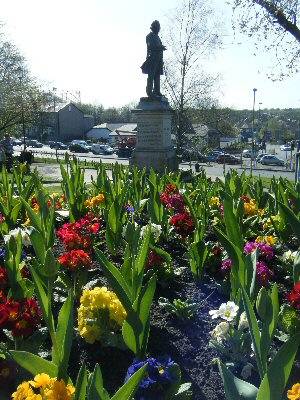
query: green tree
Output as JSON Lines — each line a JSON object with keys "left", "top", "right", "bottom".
{"left": 0, "top": 27, "right": 49, "bottom": 137}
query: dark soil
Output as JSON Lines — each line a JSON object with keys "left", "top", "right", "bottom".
{"left": 149, "top": 270, "right": 227, "bottom": 400}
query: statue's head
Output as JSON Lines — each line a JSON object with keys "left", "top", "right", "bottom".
{"left": 150, "top": 20, "right": 160, "bottom": 34}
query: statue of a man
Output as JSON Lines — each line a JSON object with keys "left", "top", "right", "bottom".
{"left": 141, "top": 20, "right": 166, "bottom": 98}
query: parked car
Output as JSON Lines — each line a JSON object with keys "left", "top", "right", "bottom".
{"left": 69, "top": 140, "right": 91, "bottom": 153}
{"left": 260, "top": 155, "right": 285, "bottom": 166}
{"left": 26, "top": 140, "right": 43, "bottom": 148}
{"left": 91, "top": 144, "right": 114, "bottom": 155}
{"left": 49, "top": 141, "right": 68, "bottom": 150}
{"left": 182, "top": 150, "right": 207, "bottom": 162}
{"left": 207, "top": 150, "right": 223, "bottom": 162}
{"left": 242, "top": 149, "right": 257, "bottom": 159}
{"left": 12, "top": 139, "right": 23, "bottom": 146}
{"left": 216, "top": 154, "right": 240, "bottom": 165}
{"left": 196, "top": 153, "right": 208, "bottom": 163}
{"left": 280, "top": 144, "right": 291, "bottom": 152}
{"left": 116, "top": 147, "right": 133, "bottom": 158}
{"left": 256, "top": 153, "right": 267, "bottom": 163}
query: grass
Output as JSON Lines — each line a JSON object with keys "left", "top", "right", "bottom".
{"left": 251, "top": 175, "right": 294, "bottom": 188}
{"left": 33, "top": 156, "right": 122, "bottom": 170}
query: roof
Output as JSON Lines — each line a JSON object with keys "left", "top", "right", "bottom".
{"left": 109, "top": 131, "right": 136, "bottom": 137}
{"left": 116, "top": 129, "right": 136, "bottom": 135}
{"left": 89, "top": 125, "right": 111, "bottom": 130}
{"left": 95, "top": 123, "right": 118, "bottom": 131}
{"left": 116, "top": 123, "right": 137, "bottom": 132}
{"left": 96, "top": 122, "right": 137, "bottom": 132}
{"left": 57, "top": 102, "right": 85, "bottom": 114}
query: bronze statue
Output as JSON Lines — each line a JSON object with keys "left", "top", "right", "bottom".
{"left": 141, "top": 20, "right": 166, "bottom": 99}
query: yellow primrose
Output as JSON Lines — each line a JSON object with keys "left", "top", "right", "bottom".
{"left": 12, "top": 382, "right": 35, "bottom": 399}
{"left": 287, "top": 383, "right": 300, "bottom": 400}
{"left": 12, "top": 375, "right": 75, "bottom": 400}
{"left": 244, "top": 199, "right": 258, "bottom": 216}
{"left": 44, "top": 379, "right": 75, "bottom": 400}
{"left": 85, "top": 193, "right": 105, "bottom": 209}
{"left": 78, "top": 287, "right": 126, "bottom": 344}
{"left": 256, "top": 235, "right": 277, "bottom": 246}
{"left": 263, "top": 214, "right": 282, "bottom": 230}
{"left": 29, "top": 373, "right": 52, "bottom": 388}
{"left": 209, "top": 196, "right": 220, "bottom": 207}
{"left": 257, "top": 208, "right": 265, "bottom": 217}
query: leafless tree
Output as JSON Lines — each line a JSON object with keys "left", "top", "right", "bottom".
{"left": 162, "top": 0, "right": 222, "bottom": 150}
{"left": 230, "top": 0, "right": 300, "bottom": 79}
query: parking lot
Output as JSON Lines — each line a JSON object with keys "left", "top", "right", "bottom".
{"left": 11, "top": 143, "right": 296, "bottom": 182}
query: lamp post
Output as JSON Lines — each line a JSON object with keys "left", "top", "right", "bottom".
{"left": 52, "top": 87, "right": 59, "bottom": 160}
{"left": 250, "top": 88, "right": 257, "bottom": 174}
{"left": 17, "top": 68, "right": 26, "bottom": 151}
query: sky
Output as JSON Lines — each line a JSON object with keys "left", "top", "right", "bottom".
{"left": 1, "top": 0, "right": 300, "bottom": 110}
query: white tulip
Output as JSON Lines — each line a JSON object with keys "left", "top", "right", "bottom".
{"left": 238, "top": 312, "right": 249, "bottom": 330}
{"left": 141, "top": 223, "right": 162, "bottom": 241}
{"left": 4, "top": 227, "right": 32, "bottom": 247}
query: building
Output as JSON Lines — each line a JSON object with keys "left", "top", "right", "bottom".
{"left": 192, "top": 124, "right": 222, "bottom": 148}
{"left": 86, "top": 124, "right": 111, "bottom": 141}
{"left": 35, "top": 103, "right": 94, "bottom": 141}
{"left": 109, "top": 123, "right": 137, "bottom": 145}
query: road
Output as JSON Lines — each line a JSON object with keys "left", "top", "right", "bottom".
{"left": 15, "top": 144, "right": 296, "bottom": 181}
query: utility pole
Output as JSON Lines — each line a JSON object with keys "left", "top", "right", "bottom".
{"left": 17, "top": 68, "right": 26, "bottom": 151}
{"left": 53, "top": 87, "right": 59, "bottom": 160}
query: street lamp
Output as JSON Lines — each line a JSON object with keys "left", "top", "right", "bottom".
{"left": 17, "top": 67, "right": 26, "bottom": 151}
{"left": 250, "top": 88, "right": 257, "bottom": 174}
{"left": 52, "top": 87, "right": 60, "bottom": 160}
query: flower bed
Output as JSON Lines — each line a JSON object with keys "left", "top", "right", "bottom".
{"left": 0, "top": 160, "right": 299, "bottom": 400}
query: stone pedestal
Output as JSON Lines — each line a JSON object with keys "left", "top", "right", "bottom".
{"left": 130, "top": 97, "right": 178, "bottom": 172}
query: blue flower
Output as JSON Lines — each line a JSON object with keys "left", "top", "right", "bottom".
{"left": 125, "top": 204, "right": 135, "bottom": 213}
{"left": 0, "top": 248, "right": 5, "bottom": 261}
{"left": 125, "top": 356, "right": 177, "bottom": 400}
{"left": 0, "top": 247, "right": 27, "bottom": 262}
{"left": 0, "top": 248, "right": 26, "bottom": 261}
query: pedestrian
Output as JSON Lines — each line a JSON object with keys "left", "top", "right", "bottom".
{"left": 0, "top": 134, "right": 13, "bottom": 171}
